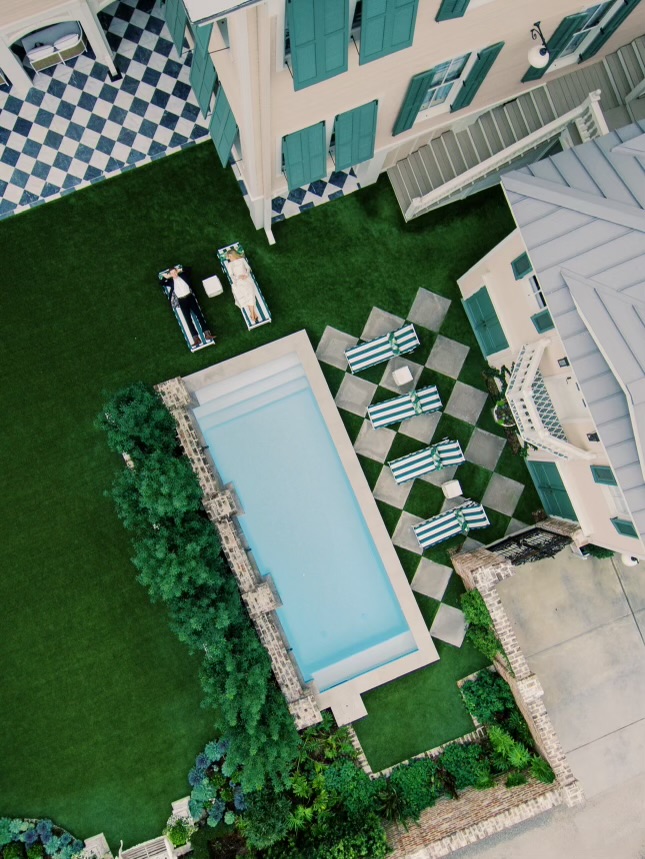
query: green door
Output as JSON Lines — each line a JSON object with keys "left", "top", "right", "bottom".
{"left": 283, "top": 122, "right": 327, "bottom": 190}
{"left": 334, "top": 100, "right": 378, "bottom": 170}
{"left": 360, "top": 0, "right": 418, "bottom": 64}
{"left": 462, "top": 286, "right": 509, "bottom": 356}
{"left": 526, "top": 461, "right": 577, "bottom": 520}
{"left": 287, "top": 0, "right": 349, "bottom": 90}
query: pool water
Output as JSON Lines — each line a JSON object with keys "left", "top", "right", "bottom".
{"left": 193, "top": 354, "right": 417, "bottom": 691}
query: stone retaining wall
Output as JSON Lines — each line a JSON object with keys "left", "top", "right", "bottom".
{"left": 156, "top": 378, "right": 321, "bottom": 731}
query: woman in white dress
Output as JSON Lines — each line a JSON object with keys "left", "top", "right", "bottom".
{"left": 227, "top": 249, "right": 260, "bottom": 325}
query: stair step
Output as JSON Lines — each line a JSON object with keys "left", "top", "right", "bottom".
{"left": 439, "top": 131, "right": 468, "bottom": 175}
{"left": 490, "top": 106, "right": 517, "bottom": 147}
{"left": 478, "top": 113, "right": 504, "bottom": 153}
{"left": 503, "top": 101, "right": 530, "bottom": 139}
{"left": 411, "top": 146, "right": 437, "bottom": 191}
{"left": 531, "top": 87, "right": 557, "bottom": 124}
{"left": 632, "top": 36, "right": 645, "bottom": 69}
{"left": 468, "top": 120, "right": 493, "bottom": 159}
{"left": 387, "top": 165, "right": 413, "bottom": 212}
{"left": 605, "top": 52, "right": 633, "bottom": 100}
{"left": 406, "top": 151, "right": 428, "bottom": 194}
{"left": 454, "top": 129, "right": 478, "bottom": 169}
{"left": 396, "top": 159, "right": 422, "bottom": 201}
{"left": 516, "top": 93, "right": 542, "bottom": 132}
{"left": 430, "top": 136, "right": 458, "bottom": 182}
{"left": 619, "top": 44, "right": 645, "bottom": 89}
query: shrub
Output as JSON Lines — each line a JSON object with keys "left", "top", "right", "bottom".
{"left": 461, "top": 590, "right": 509, "bottom": 667}
{"left": 582, "top": 544, "right": 614, "bottom": 559}
{"left": 386, "top": 758, "right": 442, "bottom": 822}
{"left": 438, "top": 742, "right": 492, "bottom": 792}
{"left": 96, "top": 383, "right": 179, "bottom": 461}
{"left": 0, "top": 822, "right": 13, "bottom": 849}
{"left": 506, "top": 709, "right": 535, "bottom": 748}
{"left": 488, "top": 726, "right": 531, "bottom": 770}
{"left": 163, "top": 816, "right": 196, "bottom": 848}
{"left": 531, "top": 756, "right": 556, "bottom": 784}
{"left": 461, "top": 669, "right": 516, "bottom": 725}
{"left": 505, "top": 772, "right": 527, "bottom": 788}
{"left": 323, "top": 761, "right": 376, "bottom": 822}
{"left": 26, "top": 846, "right": 44, "bottom": 859}
{"left": 240, "top": 789, "right": 291, "bottom": 850}
{"left": 4, "top": 844, "right": 25, "bottom": 859}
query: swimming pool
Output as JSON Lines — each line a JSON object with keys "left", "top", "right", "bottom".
{"left": 186, "top": 333, "right": 437, "bottom": 716}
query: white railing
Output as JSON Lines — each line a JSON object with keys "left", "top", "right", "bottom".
{"left": 506, "top": 343, "right": 595, "bottom": 461}
{"left": 404, "top": 91, "right": 606, "bottom": 221}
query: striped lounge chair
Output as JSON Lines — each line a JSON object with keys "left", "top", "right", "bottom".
{"left": 217, "top": 242, "right": 271, "bottom": 330}
{"left": 413, "top": 501, "right": 490, "bottom": 550}
{"left": 345, "top": 322, "right": 419, "bottom": 373}
{"left": 158, "top": 264, "right": 215, "bottom": 353}
{"left": 388, "top": 438, "right": 465, "bottom": 485}
{"left": 368, "top": 385, "right": 442, "bottom": 429}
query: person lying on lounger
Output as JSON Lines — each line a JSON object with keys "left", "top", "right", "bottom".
{"left": 226, "top": 249, "right": 260, "bottom": 325}
{"left": 162, "top": 267, "right": 214, "bottom": 348}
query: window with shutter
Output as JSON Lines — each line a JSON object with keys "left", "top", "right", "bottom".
{"left": 462, "top": 286, "right": 509, "bottom": 356}
{"left": 164, "top": 0, "right": 188, "bottom": 54}
{"left": 521, "top": 13, "right": 588, "bottom": 82}
{"left": 435, "top": 0, "right": 471, "bottom": 21}
{"left": 209, "top": 85, "right": 238, "bottom": 168}
{"left": 580, "top": 0, "right": 641, "bottom": 61}
{"left": 393, "top": 52, "right": 470, "bottom": 133}
{"left": 286, "top": 0, "right": 349, "bottom": 90}
{"left": 283, "top": 122, "right": 327, "bottom": 190}
{"left": 526, "top": 461, "right": 577, "bottom": 520}
{"left": 591, "top": 466, "right": 617, "bottom": 485}
{"left": 611, "top": 517, "right": 638, "bottom": 538}
{"left": 360, "top": 0, "right": 418, "bottom": 64}
{"left": 451, "top": 42, "right": 504, "bottom": 112}
{"left": 511, "top": 252, "right": 532, "bottom": 279}
{"left": 530, "top": 309, "right": 555, "bottom": 333}
{"left": 333, "top": 101, "right": 378, "bottom": 170}
{"left": 189, "top": 24, "right": 216, "bottom": 117}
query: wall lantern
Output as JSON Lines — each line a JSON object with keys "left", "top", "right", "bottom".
{"left": 528, "top": 21, "right": 550, "bottom": 69}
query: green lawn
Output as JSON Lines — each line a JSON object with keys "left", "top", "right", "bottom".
{"left": 0, "top": 141, "right": 516, "bottom": 842}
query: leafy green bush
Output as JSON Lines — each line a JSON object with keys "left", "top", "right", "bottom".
{"left": 461, "top": 669, "right": 516, "bottom": 725}
{"left": 96, "top": 383, "right": 179, "bottom": 461}
{"left": 531, "top": 756, "right": 556, "bottom": 784}
{"left": 506, "top": 709, "right": 535, "bottom": 748}
{"left": 582, "top": 544, "right": 614, "bottom": 559}
{"left": 4, "top": 843, "right": 25, "bottom": 859}
{"left": 323, "top": 762, "right": 375, "bottom": 822}
{"left": 238, "top": 788, "right": 291, "bottom": 851}
{"left": 505, "top": 772, "right": 527, "bottom": 788}
{"left": 438, "top": 742, "right": 492, "bottom": 793}
{"left": 385, "top": 758, "right": 442, "bottom": 822}
{"left": 163, "top": 817, "right": 196, "bottom": 848}
{"left": 26, "top": 847, "right": 44, "bottom": 859}
{"left": 488, "top": 726, "right": 531, "bottom": 770}
{"left": 460, "top": 590, "right": 508, "bottom": 666}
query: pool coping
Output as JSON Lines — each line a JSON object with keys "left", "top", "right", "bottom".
{"left": 180, "top": 330, "right": 439, "bottom": 726}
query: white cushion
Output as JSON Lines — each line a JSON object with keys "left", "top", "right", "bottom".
{"left": 27, "top": 45, "right": 55, "bottom": 61}
{"left": 54, "top": 34, "right": 81, "bottom": 50}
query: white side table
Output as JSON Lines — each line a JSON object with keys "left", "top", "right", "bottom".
{"left": 442, "top": 479, "right": 462, "bottom": 499}
{"left": 203, "top": 275, "right": 223, "bottom": 297}
{"left": 392, "top": 365, "right": 413, "bottom": 387}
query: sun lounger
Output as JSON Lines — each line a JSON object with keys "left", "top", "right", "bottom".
{"left": 388, "top": 438, "right": 465, "bottom": 485}
{"left": 345, "top": 323, "right": 419, "bottom": 373}
{"left": 413, "top": 501, "right": 490, "bottom": 550}
{"left": 368, "top": 385, "right": 442, "bottom": 429}
{"left": 217, "top": 242, "right": 271, "bottom": 330}
{"left": 158, "top": 264, "right": 215, "bottom": 352}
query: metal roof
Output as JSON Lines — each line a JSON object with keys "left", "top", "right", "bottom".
{"left": 502, "top": 120, "right": 645, "bottom": 540}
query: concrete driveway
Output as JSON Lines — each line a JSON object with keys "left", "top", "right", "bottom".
{"left": 454, "top": 550, "right": 645, "bottom": 859}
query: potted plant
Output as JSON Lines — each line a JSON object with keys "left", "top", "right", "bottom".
{"left": 163, "top": 816, "right": 196, "bottom": 856}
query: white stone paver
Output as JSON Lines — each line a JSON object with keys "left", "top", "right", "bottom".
{"left": 412, "top": 558, "right": 453, "bottom": 600}
{"left": 430, "top": 603, "right": 467, "bottom": 647}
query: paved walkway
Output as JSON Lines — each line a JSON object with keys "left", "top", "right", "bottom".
{"left": 0, "top": 0, "right": 208, "bottom": 218}
{"left": 454, "top": 551, "right": 645, "bottom": 858}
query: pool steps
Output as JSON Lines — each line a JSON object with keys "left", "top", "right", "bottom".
{"left": 313, "top": 630, "right": 417, "bottom": 692}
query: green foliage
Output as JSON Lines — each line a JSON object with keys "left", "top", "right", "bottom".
{"left": 323, "top": 762, "right": 375, "bottom": 822}
{"left": 461, "top": 669, "right": 516, "bottom": 725}
{"left": 505, "top": 771, "right": 527, "bottom": 787}
{"left": 582, "top": 544, "right": 614, "bottom": 559}
{"left": 239, "top": 788, "right": 291, "bottom": 850}
{"left": 386, "top": 758, "right": 441, "bottom": 822}
{"left": 466, "top": 627, "right": 503, "bottom": 663}
{"left": 531, "top": 756, "right": 556, "bottom": 784}
{"left": 0, "top": 822, "right": 12, "bottom": 849}
{"left": 460, "top": 590, "right": 508, "bottom": 667}
{"left": 163, "top": 817, "right": 196, "bottom": 848}
{"left": 438, "top": 742, "right": 492, "bottom": 792}
{"left": 99, "top": 387, "right": 299, "bottom": 794}
{"left": 3, "top": 844, "right": 25, "bottom": 859}
{"left": 506, "top": 709, "right": 535, "bottom": 749}
{"left": 26, "top": 847, "right": 43, "bottom": 859}
{"left": 96, "top": 383, "right": 179, "bottom": 462}
{"left": 488, "top": 726, "right": 531, "bottom": 770}
{"left": 460, "top": 590, "right": 493, "bottom": 627}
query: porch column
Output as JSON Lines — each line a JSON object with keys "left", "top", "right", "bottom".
{"left": 0, "top": 39, "right": 33, "bottom": 96}
{"left": 76, "top": 0, "right": 119, "bottom": 78}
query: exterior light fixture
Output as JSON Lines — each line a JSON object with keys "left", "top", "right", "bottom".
{"left": 528, "top": 21, "right": 549, "bottom": 69}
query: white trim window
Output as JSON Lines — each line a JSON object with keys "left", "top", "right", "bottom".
{"left": 415, "top": 53, "right": 472, "bottom": 121}
{"left": 550, "top": 1, "right": 617, "bottom": 70}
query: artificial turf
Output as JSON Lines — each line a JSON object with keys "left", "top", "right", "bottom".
{"left": 0, "top": 140, "right": 515, "bottom": 841}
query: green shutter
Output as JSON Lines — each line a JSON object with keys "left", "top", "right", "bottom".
{"left": 435, "top": 0, "right": 470, "bottom": 20}
{"left": 360, "top": 0, "right": 418, "bottom": 65}
{"left": 283, "top": 122, "right": 326, "bottom": 190}
{"left": 611, "top": 517, "right": 638, "bottom": 538}
{"left": 190, "top": 24, "right": 217, "bottom": 117}
{"left": 393, "top": 69, "right": 436, "bottom": 135}
{"left": 531, "top": 309, "right": 555, "bottom": 333}
{"left": 526, "top": 461, "right": 577, "bottom": 520}
{"left": 591, "top": 465, "right": 617, "bottom": 485}
{"left": 521, "top": 13, "right": 588, "bottom": 82}
{"left": 164, "top": 0, "right": 187, "bottom": 54}
{"left": 462, "top": 286, "right": 509, "bottom": 356}
{"left": 287, "top": 0, "right": 349, "bottom": 90}
{"left": 511, "top": 252, "right": 533, "bottom": 279}
{"left": 209, "top": 85, "right": 238, "bottom": 168}
{"left": 451, "top": 42, "right": 504, "bottom": 112}
{"left": 334, "top": 100, "right": 378, "bottom": 170}
{"left": 579, "top": 0, "right": 641, "bottom": 62}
